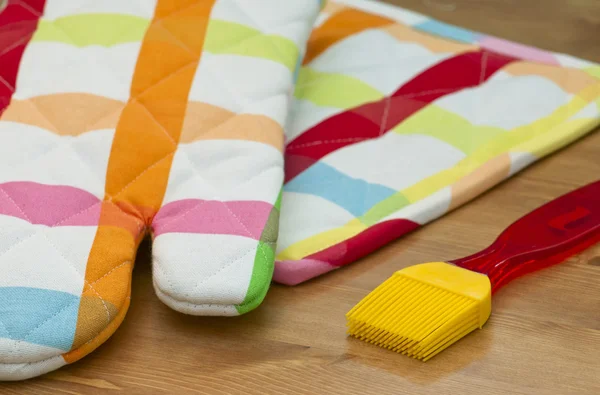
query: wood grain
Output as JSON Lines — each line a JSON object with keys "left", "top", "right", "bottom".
{"left": 2, "top": 0, "right": 599, "bottom": 393}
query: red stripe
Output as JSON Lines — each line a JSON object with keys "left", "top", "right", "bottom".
{"left": 285, "top": 49, "right": 519, "bottom": 182}
{"left": 273, "top": 218, "right": 421, "bottom": 285}
{"left": 0, "top": 0, "right": 45, "bottom": 112}
{"left": 305, "top": 218, "right": 420, "bottom": 267}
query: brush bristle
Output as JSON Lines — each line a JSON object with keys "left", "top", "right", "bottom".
{"left": 346, "top": 263, "right": 491, "bottom": 361}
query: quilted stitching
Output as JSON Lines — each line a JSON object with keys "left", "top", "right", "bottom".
{"left": 150, "top": 1, "right": 318, "bottom": 313}
{"left": 1, "top": 0, "right": 598, "bottom": 382}
{"left": 0, "top": 0, "right": 320, "bottom": 381}
{"left": 283, "top": 50, "right": 513, "bottom": 198}
{"left": 273, "top": 0, "right": 600, "bottom": 285}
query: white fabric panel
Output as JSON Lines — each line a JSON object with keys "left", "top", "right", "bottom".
{"left": 189, "top": 53, "right": 292, "bottom": 120}
{"left": 0, "top": 217, "right": 96, "bottom": 295}
{"left": 486, "top": 70, "right": 512, "bottom": 83}
{"left": 14, "top": 43, "right": 141, "bottom": 101}
{"left": 285, "top": 99, "right": 341, "bottom": 141}
{"left": 154, "top": 287, "right": 240, "bottom": 317}
{"left": 310, "top": 29, "right": 450, "bottom": 95}
{"left": 0, "top": 123, "right": 56, "bottom": 169}
{"left": 0, "top": 125, "right": 114, "bottom": 199}
{"left": 68, "top": 129, "right": 115, "bottom": 197}
{"left": 0, "top": 339, "right": 64, "bottom": 365}
{"left": 152, "top": 233, "right": 256, "bottom": 306}
{"left": 164, "top": 140, "right": 283, "bottom": 204}
{"left": 379, "top": 187, "right": 451, "bottom": 225}
{"left": 509, "top": 152, "right": 537, "bottom": 177}
{"left": 320, "top": 133, "right": 465, "bottom": 191}
{"left": 277, "top": 192, "right": 355, "bottom": 253}
{"left": 569, "top": 102, "right": 600, "bottom": 120}
{"left": 554, "top": 53, "right": 596, "bottom": 69}
{"left": 210, "top": 0, "right": 320, "bottom": 46}
{"left": 435, "top": 76, "right": 571, "bottom": 129}
{"left": 0, "top": 355, "right": 66, "bottom": 381}
{"left": 41, "top": 0, "right": 157, "bottom": 19}
{"left": 313, "top": 11, "right": 331, "bottom": 28}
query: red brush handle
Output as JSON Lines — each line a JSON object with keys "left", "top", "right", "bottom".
{"left": 450, "top": 180, "right": 600, "bottom": 293}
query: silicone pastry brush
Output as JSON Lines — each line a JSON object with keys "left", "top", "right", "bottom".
{"left": 346, "top": 180, "right": 600, "bottom": 361}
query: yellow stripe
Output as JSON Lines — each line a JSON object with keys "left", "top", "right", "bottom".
{"left": 276, "top": 219, "right": 366, "bottom": 261}
{"left": 403, "top": 86, "right": 599, "bottom": 204}
{"left": 280, "top": 83, "right": 600, "bottom": 260}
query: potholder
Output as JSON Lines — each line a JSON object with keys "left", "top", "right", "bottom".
{"left": 0, "top": 0, "right": 320, "bottom": 380}
{"left": 274, "top": 0, "right": 600, "bottom": 285}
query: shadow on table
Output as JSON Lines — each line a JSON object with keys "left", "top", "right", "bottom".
{"left": 343, "top": 323, "right": 493, "bottom": 384}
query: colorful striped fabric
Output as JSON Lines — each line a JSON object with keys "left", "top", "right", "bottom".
{"left": 1, "top": 0, "right": 599, "bottom": 381}
{"left": 273, "top": 0, "right": 600, "bottom": 285}
{"left": 0, "top": 0, "right": 320, "bottom": 380}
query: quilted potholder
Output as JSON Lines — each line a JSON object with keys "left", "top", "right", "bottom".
{"left": 0, "top": 0, "right": 320, "bottom": 380}
{"left": 273, "top": 0, "right": 600, "bottom": 285}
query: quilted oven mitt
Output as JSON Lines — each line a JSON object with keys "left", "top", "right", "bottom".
{"left": 274, "top": 0, "right": 600, "bottom": 285}
{"left": 0, "top": 0, "right": 320, "bottom": 380}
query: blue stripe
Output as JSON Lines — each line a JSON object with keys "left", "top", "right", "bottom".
{"left": 293, "top": 55, "right": 302, "bottom": 83}
{"left": 0, "top": 287, "right": 79, "bottom": 351}
{"left": 414, "top": 20, "right": 480, "bottom": 44}
{"left": 284, "top": 162, "right": 396, "bottom": 217}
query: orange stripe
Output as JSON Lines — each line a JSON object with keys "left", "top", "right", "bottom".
{"left": 0, "top": 94, "right": 124, "bottom": 135}
{"left": 449, "top": 153, "right": 512, "bottom": 211}
{"left": 180, "top": 102, "right": 284, "bottom": 150}
{"left": 64, "top": 0, "right": 216, "bottom": 364}
{"left": 303, "top": 8, "right": 394, "bottom": 64}
{"left": 0, "top": 92, "right": 285, "bottom": 152}
{"left": 322, "top": 1, "right": 346, "bottom": 15}
{"left": 503, "top": 62, "right": 600, "bottom": 94}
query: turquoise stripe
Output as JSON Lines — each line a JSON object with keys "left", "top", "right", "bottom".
{"left": 0, "top": 287, "right": 79, "bottom": 351}
{"left": 414, "top": 20, "right": 480, "bottom": 44}
{"left": 293, "top": 55, "right": 302, "bottom": 83}
{"left": 284, "top": 162, "right": 396, "bottom": 217}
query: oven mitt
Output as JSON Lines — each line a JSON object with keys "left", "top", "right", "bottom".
{"left": 274, "top": 0, "right": 600, "bottom": 285}
{"left": 0, "top": 0, "right": 320, "bottom": 381}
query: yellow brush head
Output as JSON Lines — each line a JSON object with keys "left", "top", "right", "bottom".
{"left": 346, "top": 261, "right": 492, "bottom": 361}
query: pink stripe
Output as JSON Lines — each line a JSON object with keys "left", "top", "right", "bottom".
{"left": 152, "top": 199, "right": 273, "bottom": 239}
{"left": 273, "top": 258, "right": 338, "bottom": 286}
{"left": 273, "top": 219, "right": 420, "bottom": 285}
{"left": 479, "top": 36, "right": 559, "bottom": 65}
{"left": 0, "top": 182, "right": 101, "bottom": 226}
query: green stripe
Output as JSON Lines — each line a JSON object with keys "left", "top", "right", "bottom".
{"left": 32, "top": 14, "right": 149, "bottom": 46}
{"left": 31, "top": 15, "right": 300, "bottom": 71}
{"left": 584, "top": 66, "right": 600, "bottom": 80}
{"left": 392, "top": 105, "right": 505, "bottom": 155}
{"left": 359, "top": 192, "right": 410, "bottom": 226}
{"left": 273, "top": 188, "right": 283, "bottom": 211}
{"left": 235, "top": 241, "right": 275, "bottom": 315}
{"left": 364, "top": 98, "right": 583, "bottom": 224}
{"left": 235, "top": 190, "right": 281, "bottom": 315}
{"left": 295, "top": 67, "right": 384, "bottom": 108}
{"left": 361, "top": 107, "right": 510, "bottom": 225}
{"left": 205, "top": 20, "right": 299, "bottom": 71}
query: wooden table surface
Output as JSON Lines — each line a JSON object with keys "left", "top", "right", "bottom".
{"left": 3, "top": 0, "right": 599, "bottom": 394}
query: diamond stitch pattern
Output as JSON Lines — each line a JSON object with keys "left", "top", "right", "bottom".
{"left": 0, "top": 0, "right": 599, "bottom": 382}
{"left": 0, "top": 0, "right": 321, "bottom": 381}
{"left": 273, "top": 0, "right": 600, "bottom": 285}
